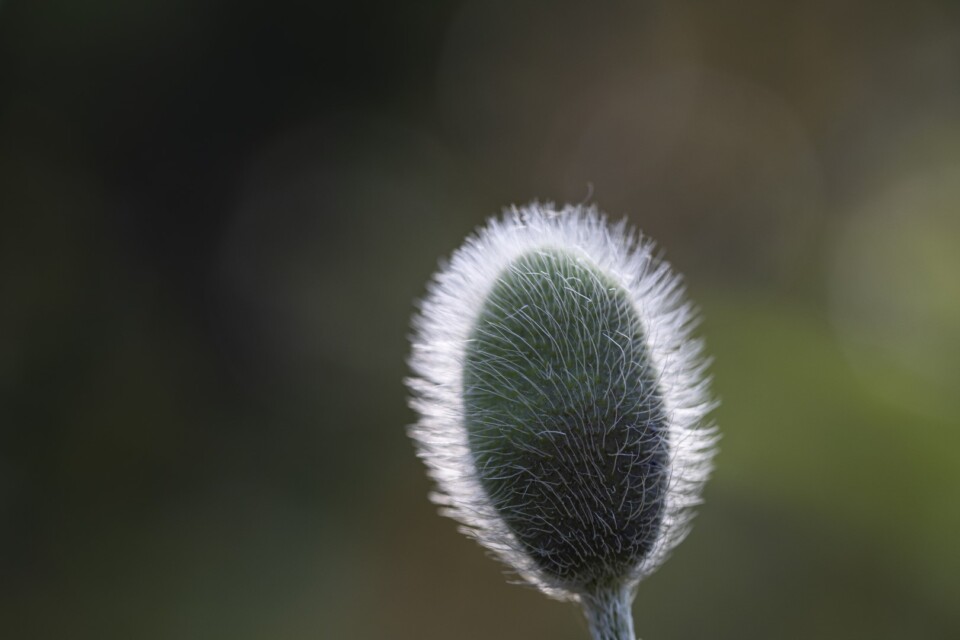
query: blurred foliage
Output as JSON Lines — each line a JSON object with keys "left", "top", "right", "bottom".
{"left": 1, "top": 0, "right": 959, "bottom": 638}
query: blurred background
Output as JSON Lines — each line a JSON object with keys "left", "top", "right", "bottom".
{"left": 2, "top": 1, "right": 959, "bottom": 638}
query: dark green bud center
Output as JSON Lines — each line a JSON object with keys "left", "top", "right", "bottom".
{"left": 463, "top": 249, "right": 669, "bottom": 588}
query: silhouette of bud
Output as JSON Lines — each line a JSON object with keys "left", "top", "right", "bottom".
{"left": 407, "top": 204, "right": 717, "bottom": 640}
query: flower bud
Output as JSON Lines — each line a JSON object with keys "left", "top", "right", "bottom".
{"left": 407, "top": 203, "right": 717, "bottom": 639}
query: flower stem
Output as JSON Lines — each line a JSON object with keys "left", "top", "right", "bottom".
{"left": 580, "top": 584, "right": 636, "bottom": 640}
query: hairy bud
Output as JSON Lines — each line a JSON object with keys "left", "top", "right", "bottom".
{"left": 407, "top": 204, "right": 717, "bottom": 639}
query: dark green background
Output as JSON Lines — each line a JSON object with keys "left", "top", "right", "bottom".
{"left": 2, "top": 1, "right": 958, "bottom": 638}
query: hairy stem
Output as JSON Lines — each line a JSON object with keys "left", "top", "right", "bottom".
{"left": 580, "top": 584, "right": 636, "bottom": 640}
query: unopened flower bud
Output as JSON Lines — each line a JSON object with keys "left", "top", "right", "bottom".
{"left": 407, "top": 203, "right": 718, "bottom": 640}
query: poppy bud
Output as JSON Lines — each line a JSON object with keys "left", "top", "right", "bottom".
{"left": 407, "top": 203, "right": 717, "bottom": 639}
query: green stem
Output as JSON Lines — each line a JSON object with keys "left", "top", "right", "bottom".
{"left": 580, "top": 584, "right": 636, "bottom": 640}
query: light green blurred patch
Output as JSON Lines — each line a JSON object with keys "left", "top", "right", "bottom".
{"left": 700, "top": 291, "right": 960, "bottom": 610}
{"left": 830, "top": 163, "right": 960, "bottom": 425}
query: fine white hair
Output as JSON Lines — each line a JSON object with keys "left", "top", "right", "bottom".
{"left": 406, "top": 202, "right": 718, "bottom": 602}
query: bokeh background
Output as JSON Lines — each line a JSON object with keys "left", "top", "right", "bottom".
{"left": 2, "top": 1, "right": 959, "bottom": 638}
